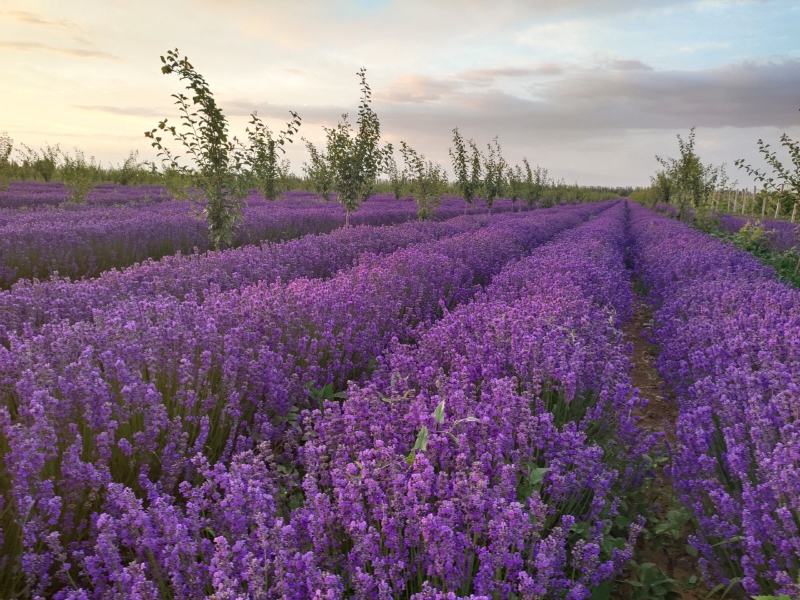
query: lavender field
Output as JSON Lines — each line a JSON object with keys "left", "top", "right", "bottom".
{"left": 0, "top": 188, "right": 797, "bottom": 599}
{"left": 3, "top": 2, "right": 800, "bottom": 598}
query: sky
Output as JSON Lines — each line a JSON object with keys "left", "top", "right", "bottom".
{"left": 1, "top": 0, "right": 799, "bottom": 187}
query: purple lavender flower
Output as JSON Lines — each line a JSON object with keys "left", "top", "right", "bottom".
{"left": 630, "top": 203, "right": 800, "bottom": 597}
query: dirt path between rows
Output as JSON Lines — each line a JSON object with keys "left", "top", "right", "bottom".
{"left": 620, "top": 298, "right": 710, "bottom": 599}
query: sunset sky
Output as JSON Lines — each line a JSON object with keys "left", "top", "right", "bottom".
{"left": 1, "top": 0, "right": 799, "bottom": 186}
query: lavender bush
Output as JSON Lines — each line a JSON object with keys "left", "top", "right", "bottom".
{"left": 718, "top": 213, "right": 800, "bottom": 253}
{"left": 630, "top": 204, "right": 800, "bottom": 597}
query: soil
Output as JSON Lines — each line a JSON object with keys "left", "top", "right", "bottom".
{"left": 620, "top": 299, "right": 711, "bottom": 600}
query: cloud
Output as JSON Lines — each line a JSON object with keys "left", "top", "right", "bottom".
{"left": 514, "top": 19, "right": 596, "bottom": 56}
{"left": 209, "top": 0, "right": 697, "bottom": 57}
{"left": 64, "top": 55, "right": 800, "bottom": 186}
{"left": 377, "top": 75, "right": 462, "bottom": 103}
{"left": 371, "top": 65, "right": 566, "bottom": 104}
{"left": 223, "top": 58, "right": 800, "bottom": 144}
{"left": 608, "top": 59, "right": 653, "bottom": 71}
{"left": 498, "top": 0, "right": 695, "bottom": 14}
{"left": 540, "top": 58, "right": 800, "bottom": 130}
{"left": 1, "top": 9, "right": 81, "bottom": 31}
{"left": 381, "top": 59, "right": 800, "bottom": 136}
{"left": 457, "top": 64, "right": 564, "bottom": 83}
{"left": 378, "top": 59, "right": 800, "bottom": 135}
{"left": 79, "top": 100, "right": 343, "bottom": 127}
{"left": 0, "top": 40, "right": 118, "bottom": 59}
{"left": 76, "top": 105, "right": 163, "bottom": 117}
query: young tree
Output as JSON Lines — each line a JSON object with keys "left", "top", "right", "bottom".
{"left": 0, "top": 132, "right": 12, "bottom": 191}
{"left": 551, "top": 177, "right": 567, "bottom": 205}
{"left": 303, "top": 139, "right": 334, "bottom": 201}
{"left": 114, "top": 151, "right": 146, "bottom": 186}
{"left": 481, "top": 138, "right": 506, "bottom": 212}
{"left": 736, "top": 130, "right": 800, "bottom": 222}
{"left": 245, "top": 111, "right": 301, "bottom": 200}
{"left": 469, "top": 140, "right": 483, "bottom": 210}
{"left": 382, "top": 143, "right": 407, "bottom": 200}
{"left": 19, "top": 144, "right": 59, "bottom": 182}
{"left": 449, "top": 128, "right": 482, "bottom": 214}
{"left": 60, "top": 148, "right": 97, "bottom": 204}
{"left": 656, "top": 128, "right": 723, "bottom": 220}
{"left": 319, "top": 68, "right": 383, "bottom": 226}
{"left": 506, "top": 164, "right": 525, "bottom": 212}
{"left": 651, "top": 170, "right": 674, "bottom": 206}
{"left": 276, "top": 157, "right": 292, "bottom": 195}
{"left": 522, "top": 159, "right": 548, "bottom": 209}
{"left": 399, "top": 141, "right": 447, "bottom": 221}
{"left": 146, "top": 48, "right": 249, "bottom": 249}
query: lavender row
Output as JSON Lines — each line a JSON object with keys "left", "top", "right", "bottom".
{"left": 0, "top": 213, "right": 502, "bottom": 341}
{"left": 0, "top": 192, "right": 528, "bottom": 287}
{"left": 718, "top": 213, "right": 800, "bottom": 252}
{"left": 0, "top": 203, "right": 607, "bottom": 597}
{"left": 0, "top": 181, "right": 172, "bottom": 209}
{"left": 0, "top": 196, "right": 402, "bottom": 286}
{"left": 652, "top": 202, "right": 800, "bottom": 253}
{"left": 629, "top": 204, "right": 800, "bottom": 597}
{"left": 0, "top": 182, "right": 530, "bottom": 212}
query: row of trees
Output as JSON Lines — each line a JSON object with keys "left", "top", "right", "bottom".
{"left": 643, "top": 128, "right": 730, "bottom": 220}
{"left": 148, "top": 50, "right": 475, "bottom": 239}
{"left": 635, "top": 123, "right": 800, "bottom": 223}
{"left": 735, "top": 122, "right": 800, "bottom": 223}
{"left": 448, "top": 129, "right": 553, "bottom": 214}
{"left": 298, "top": 79, "right": 562, "bottom": 223}
{"left": 151, "top": 50, "right": 622, "bottom": 239}
{"left": 0, "top": 138, "right": 140, "bottom": 202}
{"left": 0, "top": 137, "right": 304, "bottom": 196}
{"left": 2, "top": 49, "right": 617, "bottom": 247}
